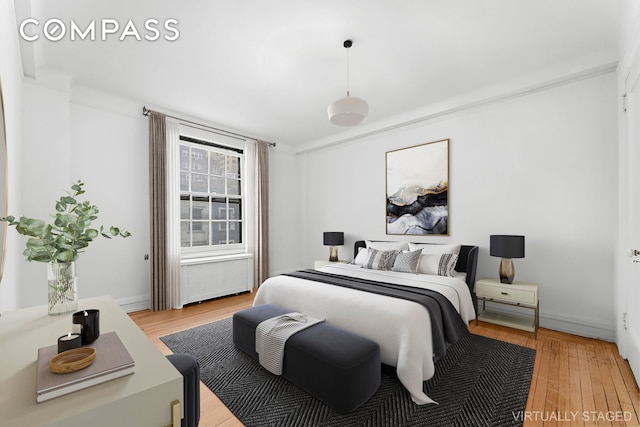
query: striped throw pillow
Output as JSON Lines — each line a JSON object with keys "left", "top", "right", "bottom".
{"left": 364, "top": 249, "right": 399, "bottom": 270}
{"left": 417, "top": 253, "right": 459, "bottom": 276}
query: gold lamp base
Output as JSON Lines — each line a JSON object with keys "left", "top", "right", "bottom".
{"left": 499, "top": 258, "right": 515, "bottom": 284}
{"left": 329, "top": 246, "right": 339, "bottom": 262}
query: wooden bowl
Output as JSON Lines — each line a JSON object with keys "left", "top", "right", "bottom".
{"left": 49, "top": 347, "right": 96, "bottom": 374}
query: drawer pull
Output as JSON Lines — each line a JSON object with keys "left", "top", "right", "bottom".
{"left": 501, "top": 292, "right": 509, "bottom": 295}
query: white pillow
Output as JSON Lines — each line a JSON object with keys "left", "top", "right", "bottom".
{"left": 409, "top": 243, "right": 461, "bottom": 255}
{"left": 417, "top": 253, "right": 459, "bottom": 277}
{"left": 352, "top": 247, "right": 370, "bottom": 266}
{"left": 366, "top": 240, "right": 409, "bottom": 252}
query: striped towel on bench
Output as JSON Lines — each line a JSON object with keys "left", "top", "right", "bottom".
{"left": 255, "top": 312, "right": 325, "bottom": 375}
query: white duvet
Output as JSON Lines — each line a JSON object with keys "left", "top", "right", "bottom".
{"left": 253, "top": 263, "right": 476, "bottom": 405}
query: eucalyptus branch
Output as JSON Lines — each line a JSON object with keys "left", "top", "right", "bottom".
{"left": 0, "top": 181, "right": 131, "bottom": 263}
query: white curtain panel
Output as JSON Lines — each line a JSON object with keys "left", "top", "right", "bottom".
{"left": 166, "top": 119, "right": 182, "bottom": 309}
{"left": 245, "top": 139, "right": 257, "bottom": 286}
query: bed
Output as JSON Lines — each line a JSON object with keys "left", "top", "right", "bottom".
{"left": 253, "top": 240, "right": 479, "bottom": 405}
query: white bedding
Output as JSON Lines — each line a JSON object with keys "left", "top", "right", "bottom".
{"left": 253, "top": 263, "right": 475, "bottom": 405}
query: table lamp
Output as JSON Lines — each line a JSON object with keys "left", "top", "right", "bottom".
{"left": 323, "top": 232, "right": 344, "bottom": 262}
{"left": 490, "top": 235, "right": 525, "bottom": 284}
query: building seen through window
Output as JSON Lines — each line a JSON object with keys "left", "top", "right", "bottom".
{"left": 179, "top": 136, "right": 243, "bottom": 250}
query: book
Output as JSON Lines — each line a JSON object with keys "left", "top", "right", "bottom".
{"left": 35, "top": 331, "right": 135, "bottom": 403}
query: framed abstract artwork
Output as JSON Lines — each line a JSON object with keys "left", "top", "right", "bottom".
{"left": 385, "top": 139, "right": 449, "bottom": 235}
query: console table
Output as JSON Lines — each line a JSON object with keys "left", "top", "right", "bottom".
{"left": 0, "top": 295, "right": 183, "bottom": 427}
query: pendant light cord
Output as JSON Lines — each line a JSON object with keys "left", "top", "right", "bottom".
{"left": 346, "top": 46, "right": 350, "bottom": 97}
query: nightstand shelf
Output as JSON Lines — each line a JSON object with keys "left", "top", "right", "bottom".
{"left": 475, "top": 278, "right": 539, "bottom": 338}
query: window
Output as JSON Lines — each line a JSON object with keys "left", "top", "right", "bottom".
{"left": 179, "top": 136, "right": 244, "bottom": 253}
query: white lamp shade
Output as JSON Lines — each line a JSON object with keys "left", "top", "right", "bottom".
{"left": 327, "top": 96, "right": 369, "bottom": 126}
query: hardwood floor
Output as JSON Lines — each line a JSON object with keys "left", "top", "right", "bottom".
{"left": 129, "top": 293, "right": 640, "bottom": 427}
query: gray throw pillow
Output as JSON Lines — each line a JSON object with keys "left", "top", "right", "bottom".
{"left": 391, "top": 249, "right": 422, "bottom": 273}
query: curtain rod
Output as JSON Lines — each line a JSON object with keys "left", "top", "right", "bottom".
{"left": 142, "top": 106, "right": 276, "bottom": 147}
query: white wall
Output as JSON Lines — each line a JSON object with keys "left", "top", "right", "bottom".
{"left": 0, "top": 0, "right": 24, "bottom": 312}
{"left": 70, "top": 90, "right": 149, "bottom": 311}
{"left": 16, "top": 83, "right": 150, "bottom": 311}
{"left": 300, "top": 72, "right": 618, "bottom": 340}
{"left": 268, "top": 145, "right": 305, "bottom": 275}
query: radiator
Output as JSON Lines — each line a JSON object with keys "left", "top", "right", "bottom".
{"left": 180, "top": 254, "right": 253, "bottom": 307}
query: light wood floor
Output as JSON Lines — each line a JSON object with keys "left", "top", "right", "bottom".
{"left": 129, "top": 292, "right": 640, "bottom": 427}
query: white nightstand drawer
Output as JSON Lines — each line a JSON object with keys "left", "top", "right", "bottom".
{"left": 476, "top": 282, "right": 537, "bottom": 305}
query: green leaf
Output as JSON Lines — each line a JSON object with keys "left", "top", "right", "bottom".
{"left": 56, "top": 250, "right": 74, "bottom": 262}
{"left": 17, "top": 218, "right": 48, "bottom": 237}
{"left": 29, "top": 253, "right": 52, "bottom": 262}
{"left": 25, "top": 238, "right": 45, "bottom": 248}
{"left": 67, "top": 223, "right": 81, "bottom": 233}
{"left": 61, "top": 196, "right": 77, "bottom": 204}
{"left": 85, "top": 229, "right": 99, "bottom": 239}
{"left": 75, "top": 241, "right": 89, "bottom": 249}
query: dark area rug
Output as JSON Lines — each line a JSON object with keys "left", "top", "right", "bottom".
{"left": 161, "top": 317, "right": 535, "bottom": 427}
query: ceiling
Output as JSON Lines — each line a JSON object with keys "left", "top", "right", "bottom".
{"left": 15, "top": 0, "right": 635, "bottom": 150}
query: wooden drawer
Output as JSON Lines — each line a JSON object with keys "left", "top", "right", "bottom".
{"left": 476, "top": 282, "right": 537, "bottom": 305}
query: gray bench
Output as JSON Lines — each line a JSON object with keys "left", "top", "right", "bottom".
{"left": 232, "top": 304, "right": 381, "bottom": 413}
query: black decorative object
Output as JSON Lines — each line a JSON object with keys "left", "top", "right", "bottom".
{"left": 57, "top": 332, "right": 82, "bottom": 353}
{"left": 72, "top": 309, "right": 100, "bottom": 345}
{"left": 490, "top": 235, "right": 525, "bottom": 284}
{"left": 323, "top": 232, "right": 344, "bottom": 262}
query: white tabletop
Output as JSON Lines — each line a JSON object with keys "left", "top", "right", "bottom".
{"left": 0, "top": 295, "right": 183, "bottom": 427}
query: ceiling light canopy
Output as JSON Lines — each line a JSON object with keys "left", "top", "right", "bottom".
{"left": 328, "top": 40, "right": 368, "bottom": 126}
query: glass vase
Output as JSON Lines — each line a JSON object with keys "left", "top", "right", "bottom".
{"left": 47, "top": 261, "right": 78, "bottom": 315}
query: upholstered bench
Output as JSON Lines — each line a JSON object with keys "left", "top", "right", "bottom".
{"left": 232, "top": 304, "right": 381, "bottom": 413}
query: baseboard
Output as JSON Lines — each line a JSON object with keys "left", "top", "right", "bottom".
{"left": 479, "top": 301, "right": 616, "bottom": 342}
{"left": 540, "top": 312, "right": 616, "bottom": 342}
{"left": 116, "top": 295, "right": 149, "bottom": 313}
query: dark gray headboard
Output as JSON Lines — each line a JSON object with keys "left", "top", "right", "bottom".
{"left": 353, "top": 240, "right": 479, "bottom": 294}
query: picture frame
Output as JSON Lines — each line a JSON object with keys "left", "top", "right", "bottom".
{"left": 385, "top": 139, "right": 449, "bottom": 235}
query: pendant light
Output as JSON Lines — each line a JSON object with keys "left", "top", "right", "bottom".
{"left": 328, "top": 40, "right": 369, "bottom": 126}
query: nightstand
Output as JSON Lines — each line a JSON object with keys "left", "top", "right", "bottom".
{"left": 314, "top": 260, "right": 349, "bottom": 269}
{"left": 475, "top": 278, "right": 539, "bottom": 338}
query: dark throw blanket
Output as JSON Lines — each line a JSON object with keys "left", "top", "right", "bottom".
{"left": 282, "top": 269, "right": 469, "bottom": 358}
